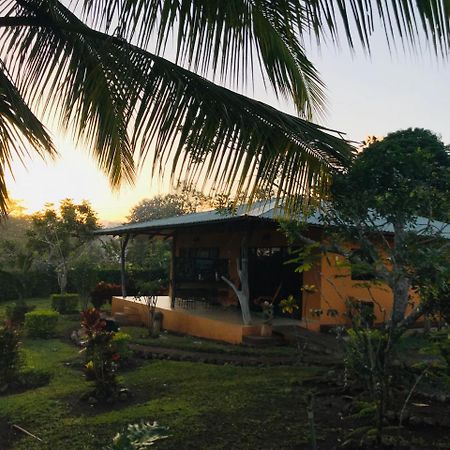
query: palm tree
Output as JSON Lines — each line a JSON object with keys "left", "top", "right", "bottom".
{"left": 0, "top": 1, "right": 448, "bottom": 215}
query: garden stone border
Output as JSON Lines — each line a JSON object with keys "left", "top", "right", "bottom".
{"left": 129, "top": 343, "right": 340, "bottom": 367}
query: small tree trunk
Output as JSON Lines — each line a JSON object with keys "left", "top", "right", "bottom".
{"left": 57, "top": 262, "right": 68, "bottom": 294}
{"left": 221, "top": 239, "right": 252, "bottom": 325}
{"left": 391, "top": 222, "right": 411, "bottom": 324}
{"left": 60, "top": 269, "right": 67, "bottom": 294}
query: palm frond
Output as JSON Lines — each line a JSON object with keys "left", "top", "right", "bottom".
{"left": 303, "top": 1, "right": 450, "bottom": 55}
{"left": 76, "top": 0, "right": 450, "bottom": 126}
{"left": 128, "top": 50, "right": 352, "bottom": 208}
{"left": 0, "top": 61, "right": 55, "bottom": 216}
{"left": 77, "top": 0, "right": 326, "bottom": 118}
{"left": 0, "top": 1, "right": 353, "bottom": 211}
{"left": 1, "top": 0, "right": 135, "bottom": 188}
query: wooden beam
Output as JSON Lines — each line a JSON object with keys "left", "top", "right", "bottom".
{"left": 169, "top": 233, "right": 177, "bottom": 308}
{"left": 120, "top": 234, "right": 130, "bottom": 298}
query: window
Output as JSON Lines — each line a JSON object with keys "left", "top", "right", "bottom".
{"left": 176, "top": 248, "right": 227, "bottom": 282}
{"left": 179, "top": 248, "right": 219, "bottom": 259}
{"left": 350, "top": 248, "right": 376, "bottom": 281}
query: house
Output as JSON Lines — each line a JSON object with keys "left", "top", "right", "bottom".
{"left": 95, "top": 201, "right": 447, "bottom": 344}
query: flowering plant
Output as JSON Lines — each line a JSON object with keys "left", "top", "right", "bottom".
{"left": 81, "top": 308, "right": 119, "bottom": 399}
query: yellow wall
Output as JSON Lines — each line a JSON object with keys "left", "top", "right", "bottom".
{"left": 162, "top": 223, "right": 414, "bottom": 331}
{"left": 318, "top": 252, "right": 417, "bottom": 327}
{"left": 112, "top": 297, "right": 261, "bottom": 344}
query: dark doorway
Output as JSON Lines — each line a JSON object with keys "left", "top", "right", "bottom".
{"left": 248, "top": 247, "right": 302, "bottom": 319}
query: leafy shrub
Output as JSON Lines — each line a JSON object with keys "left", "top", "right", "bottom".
{"left": 24, "top": 310, "right": 59, "bottom": 338}
{"left": 81, "top": 308, "right": 119, "bottom": 398}
{"left": 19, "top": 369, "right": 52, "bottom": 389}
{"left": 5, "top": 301, "right": 35, "bottom": 326}
{"left": 91, "top": 282, "right": 122, "bottom": 309}
{"left": 345, "top": 328, "right": 388, "bottom": 395}
{"left": 135, "top": 280, "right": 163, "bottom": 296}
{"left": 107, "top": 422, "right": 169, "bottom": 450}
{"left": 51, "top": 293, "right": 80, "bottom": 314}
{"left": 0, "top": 326, "right": 21, "bottom": 390}
{"left": 112, "top": 331, "right": 132, "bottom": 360}
{"left": 0, "top": 269, "right": 59, "bottom": 302}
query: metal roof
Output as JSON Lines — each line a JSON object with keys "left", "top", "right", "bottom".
{"left": 95, "top": 200, "right": 294, "bottom": 236}
{"left": 95, "top": 199, "right": 450, "bottom": 238}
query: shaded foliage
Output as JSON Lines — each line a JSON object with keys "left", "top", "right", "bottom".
{"left": 26, "top": 199, "right": 100, "bottom": 294}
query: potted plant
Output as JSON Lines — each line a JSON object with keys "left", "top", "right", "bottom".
{"left": 260, "top": 300, "right": 274, "bottom": 337}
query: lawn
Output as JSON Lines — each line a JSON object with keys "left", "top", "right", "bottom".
{"left": 2, "top": 297, "right": 450, "bottom": 450}
{"left": 0, "top": 298, "right": 325, "bottom": 450}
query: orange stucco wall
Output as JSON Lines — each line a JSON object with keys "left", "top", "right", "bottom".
{"left": 173, "top": 223, "right": 415, "bottom": 328}
{"left": 317, "top": 252, "right": 417, "bottom": 327}
{"left": 162, "top": 222, "right": 412, "bottom": 332}
{"left": 112, "top": 296, "right": 261, "bottom": 344}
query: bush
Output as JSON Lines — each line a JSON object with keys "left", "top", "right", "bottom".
{"left": 112, "top": 331, "right": 132, "bottom": 360}
{"left": 106, "top": 422, "right": 169, "bottom": 449}
{"left": 345, "top": 328, "right": 388, "bottom": 395}
{"left": 5, "top": 301, "right": 35, "bottom": 326}
{"left": 0, "top": 326, "right": 21, "bottom": 390}
{"left": 91, "top": 282, "right": 122, "bottom": 309}
{"left": 0, "top": 269, "right": 59, "bottom": 302}
{"left": 51, "top": 293, "right": 80, "bottom": 314}
{"left": 24, "top": 310, "right": 59, "bottom": 338}
{"left": 81, "top": 308, "right": 118, "bottom": 398}
{"left": 19, "top": 369, "right": 52, "bottom": 389}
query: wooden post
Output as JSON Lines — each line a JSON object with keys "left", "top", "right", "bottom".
{"left": 169, "top": 233, "right": 176, "bottom": 308}
{"left": 120, "top": 234, "right": 130, "bottom": 298}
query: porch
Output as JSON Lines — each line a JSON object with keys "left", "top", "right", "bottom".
{"left": 111, "top": 295, "right": 305, "bottom": 344}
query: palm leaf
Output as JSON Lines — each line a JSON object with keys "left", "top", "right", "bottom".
{"left": 0, "top": 0, "right": 352, "bottom": 213}
{"left": 77, "top": 0, "right": 450, "bottom": 112}
{"left": 0, "top": 60, "right": 55, "bottom": 216}
{"left": 78, "top": 0, "right": 326, "bottom": 118}
{"left": 302, "top": 1, "right": 450, "bottom": 55}
{"left": 1, "top": 0, "right": 135, "bottom": 188}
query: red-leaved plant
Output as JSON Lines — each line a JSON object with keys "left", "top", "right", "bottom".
{"left": 81, "top": 308, "right": 118, "bottom": 399}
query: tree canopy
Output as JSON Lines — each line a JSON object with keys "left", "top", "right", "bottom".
{"left": 1, "top": 1, "right": 450, "bottom": 215}
{"left": 329, "top": 128, "right": 450, "bottom": 325}
{"left": 27, "top": 199, "right": 100, "bottom": 293}
{"left": 332, "top": 128, "right": 450, "bottom": 225}
{"left": 127, "top": 190, "right": 210, "bottom": 223}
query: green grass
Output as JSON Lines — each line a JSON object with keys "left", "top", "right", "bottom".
{"left": 0, "top": 298, "right": 323, "bottom": 449}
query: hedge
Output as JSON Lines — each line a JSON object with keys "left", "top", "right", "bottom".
{"left": 5, "top": 302, "right": 35, "bottom": 326}
{"left": 51, "top": 293, "right": 80, "bottom": 314}
{"left": 24, "top": 310, "right": 59, "bottom": 338}
{"left": 0, "top": 326, "right": 21, "bottom": 387}
{"left": 0, "top": 269, "right": 58, "bottom": 302}
{"left": 0, "top": 267, "right": 169, "bottom": 303}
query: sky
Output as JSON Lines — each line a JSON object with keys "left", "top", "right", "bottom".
{"left": 5, "top": 24, "right": 450, "bottom": 224}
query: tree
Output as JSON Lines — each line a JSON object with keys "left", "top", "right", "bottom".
{"left": 1, "top": 1, "right": 449, "bottom": 216}
{"left": 286, "top": 128, "right": 450, "bottom": 445}
{"left": 27, "top": 199, "right": 100, "bottom": 294}
{"left": 0, "top": 202, "right": 33, "bottom": 298}
{"left": 330, "top": 128, "right": 450, "bottom": 328}
{"left": 127, "top": 190, "right": 209, "bottom": 223}
{"left": 124, "top": 191, "right": 209, "bottom": 289}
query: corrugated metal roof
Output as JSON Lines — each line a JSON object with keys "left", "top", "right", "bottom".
{"left": 95, "top": 200, "right": 449, "bottom": 238}
{"left": 95, "top": 200, "right": 284, "bottom": 235}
